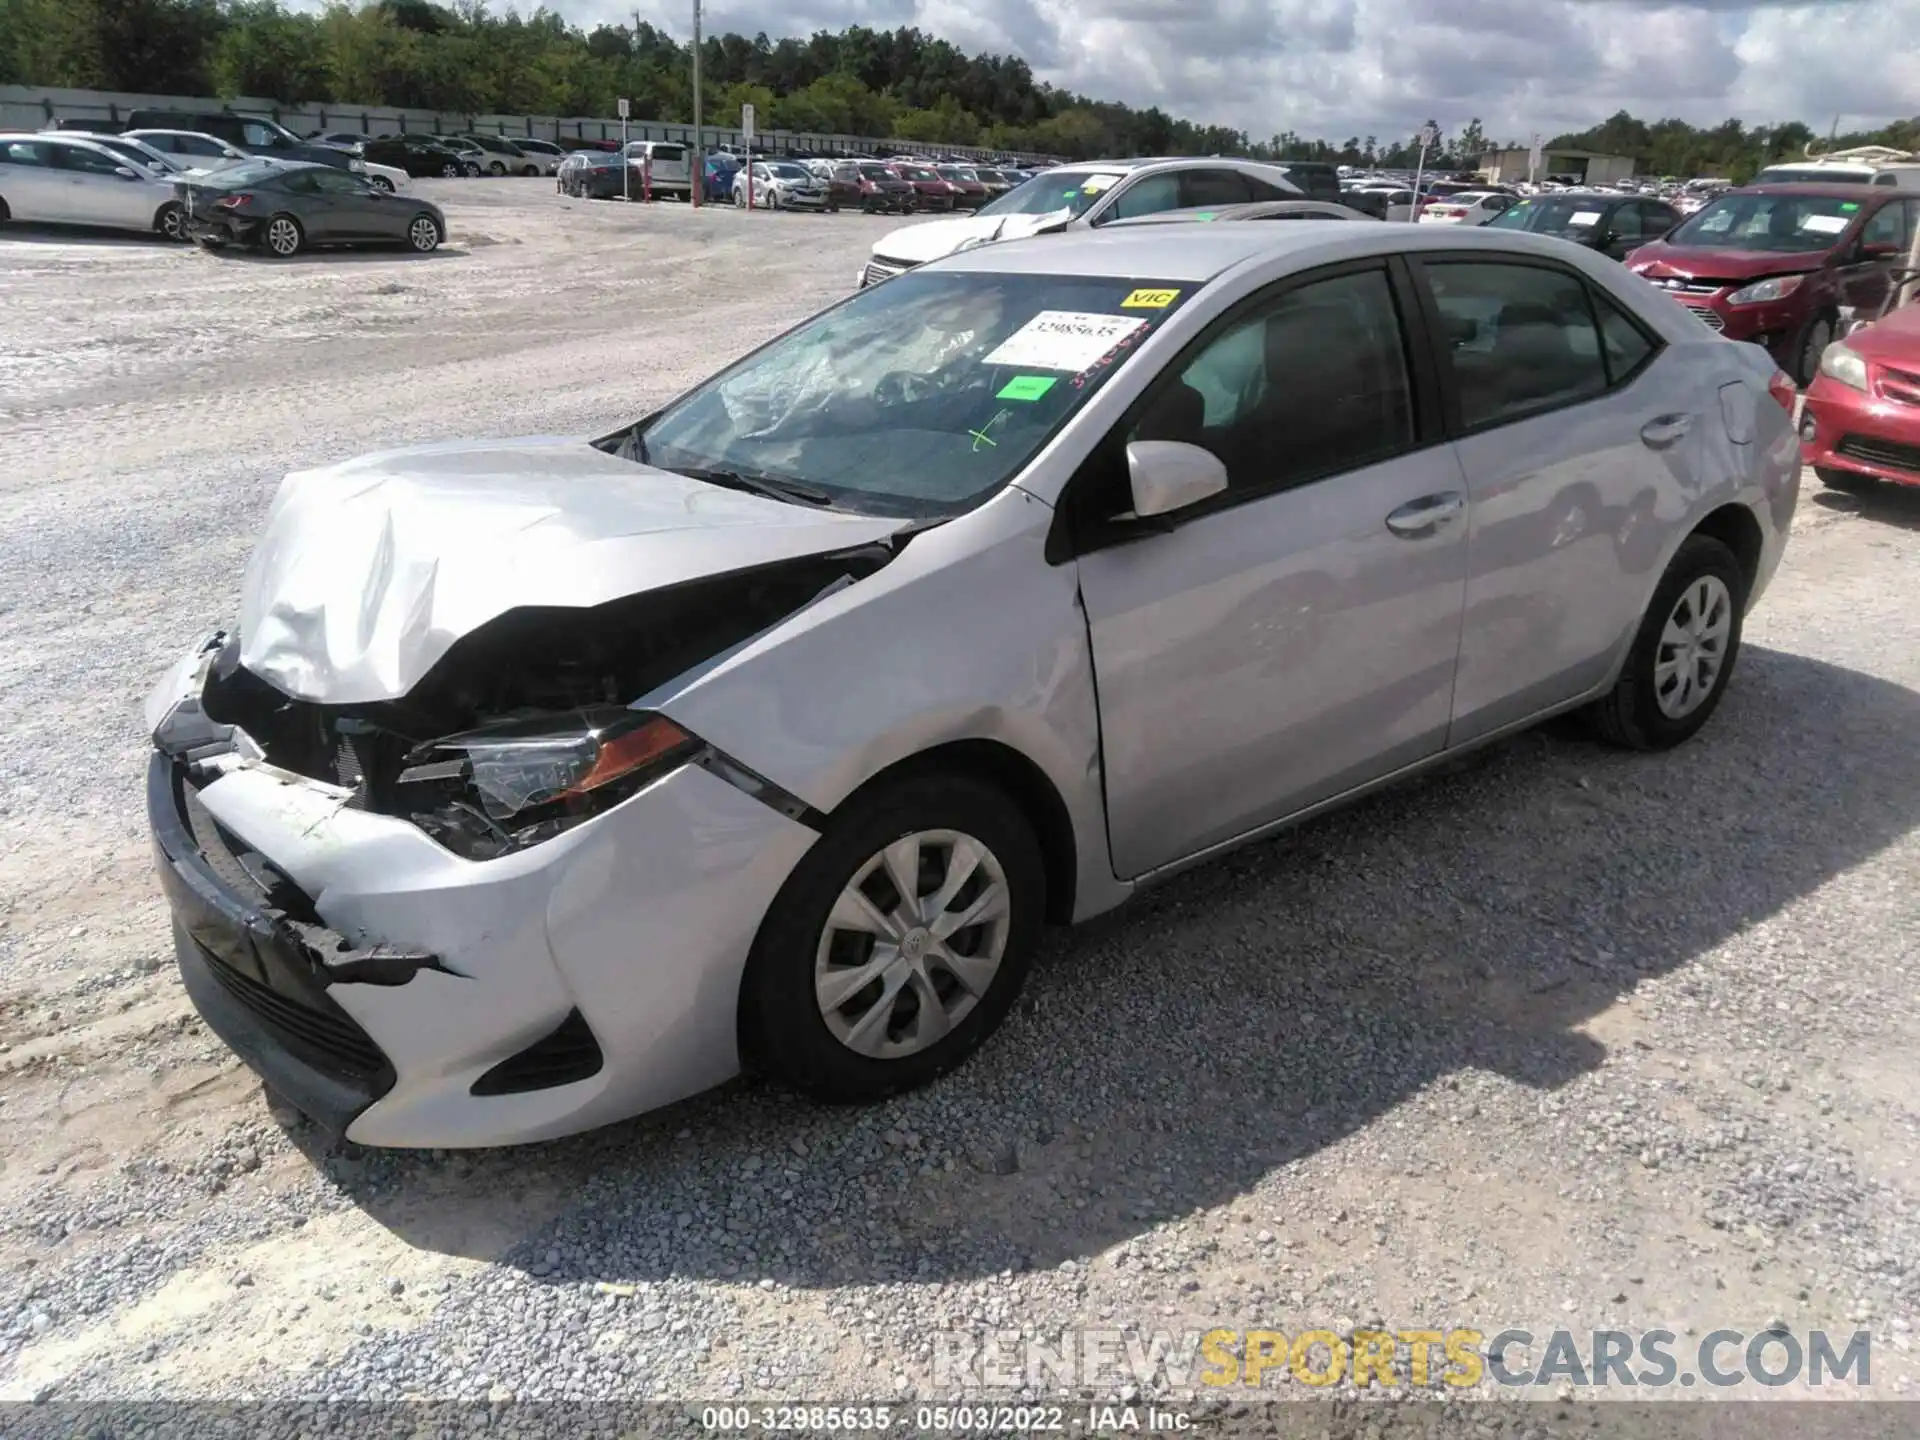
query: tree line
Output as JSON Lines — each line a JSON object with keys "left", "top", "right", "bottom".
{"left": 2, "top": 0, "right": 1916, "bottom": 173}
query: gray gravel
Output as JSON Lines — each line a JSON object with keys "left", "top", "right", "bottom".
{"left": 4, "top": 181, "right": 1920, "bottom": 1415}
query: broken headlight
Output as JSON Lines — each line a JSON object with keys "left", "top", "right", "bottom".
{"left": 397, "top": 708, "right": 698, "bottom": 860}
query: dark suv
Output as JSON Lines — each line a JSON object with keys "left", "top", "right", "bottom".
{"left": 363, "top": 136, "right": 476, "bottom": 179}
{"left": 124, "top": 109, "right": 354, "bottom": 170}
{"left": 1626, "top": 183, "right": 1918, "bottom": 384}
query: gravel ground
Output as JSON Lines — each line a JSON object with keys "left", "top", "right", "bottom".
{"left": 3, "top": 180, "right": 1920, "bottom": 1425}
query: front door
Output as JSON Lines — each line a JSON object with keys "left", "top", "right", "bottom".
{"left": 309, "top": 167, "right": 382, "bottom": 237}
{"left": 1073, "top": 262, "right": 1470, "bottom": 878}
{"left": 1413, "top": 255, "right": 1705, "bottom": 741}
{"left": 1836, "top": 198, "right": 1915, "bottom": 325}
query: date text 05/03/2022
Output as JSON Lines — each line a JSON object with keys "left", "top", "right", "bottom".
{"left": 699, "top": 1404, "right": 1194, "bottom": 1433}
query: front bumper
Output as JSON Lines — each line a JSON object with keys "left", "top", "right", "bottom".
{"left": 144, "top": 647, "right": 820, "bottom": 1147}
{"left": 1801, "top": 377, "right": 1920, "bottom": 487}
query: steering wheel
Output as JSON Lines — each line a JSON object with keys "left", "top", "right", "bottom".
{"left": 873, "top": 370, "right": 939, "bottom": 406}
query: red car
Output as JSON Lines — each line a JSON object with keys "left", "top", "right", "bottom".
{"left": 934, "top": 164, "right": 989, "bottom": 209}
{"left": 1799, "top": 297, "right": 1920, "bottom": 493}
{"left": 1626, "top": 184, "right": 1916, "bottom": 385}
{"left": 884, "top": 162, "right": 958, "bottom": 212}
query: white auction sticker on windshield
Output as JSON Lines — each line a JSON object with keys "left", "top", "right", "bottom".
{"left": 1569, "top": 210, "right": 1602, "bottom": 226}
{"left": 1077, "top": 172, "right": 1123, "bottom": 194}
{"left": 982, "top": 311, "right": 1149, "bottom": 372}
{"left": 1800, "top": 213, "right": 1849, "bottom": 235}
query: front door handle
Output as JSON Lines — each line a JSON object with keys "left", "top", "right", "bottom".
{"left": 1385, "top": 491, "right": 1465, "bottom": 538}
{"left": 1640, "top": 413, "right": 1694, "bottom": 449}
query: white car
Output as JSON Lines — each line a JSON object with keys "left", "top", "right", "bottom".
{"left": 1351, "top": 186, "right": 1417, "bottom": 222}
{"left": 1418, "top": 191, "right": 1518, "bottom": 226}
{"left": 0, "top": 133, "right": 187, "bottom": 240}
{"left": 125, "top": 128, "right": 255, "bottom": 174}
{"left": 46, "top": 129, "right": 185, "bottom": 176}
{"left": 357, "top": 159, "right": 410, "bottom": 193}
{"left": 511, "top": 138, "right": 567, "bottom": 176}
{"left": 860, "top": 157, "right": 1304, "bottom": 286}
{"left": 734, "top": 160, "right": 831, "bottom": 210}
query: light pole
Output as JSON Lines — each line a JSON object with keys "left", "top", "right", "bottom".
{"left": 690, "top": 0, "right": 703, "bottom": 208}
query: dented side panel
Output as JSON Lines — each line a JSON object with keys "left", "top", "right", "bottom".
{"left": 644, "top": 486, "right": 1131, "bottom": 924}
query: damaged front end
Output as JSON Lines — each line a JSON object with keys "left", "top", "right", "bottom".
{"left": 146, "top": 540, "right": 893, "bottom": 1144}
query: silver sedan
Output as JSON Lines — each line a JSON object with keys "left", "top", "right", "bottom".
{"left": 0, "top": 133, "right": 185, "bottom": 239}
{"left": 145, "top": 221, "right": 1798, "bottom": 1147}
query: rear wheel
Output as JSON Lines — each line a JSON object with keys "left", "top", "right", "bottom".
{"left": 1815, "top": 465, "right": 1876, "bottom": 495}
{"left": 488, "top": 160, "right": 506, "bottom": 176}
{"left": 154, "top": 201, "right": 187, "bottom": 242}
{"left": 261, "top": 213, "right": 304, "bottom": 258}
{"left": 0, "top": 194, "right": 9, "bottom": 225}
{"left": 439, "top": 162, "right": 460, "bottom": 179}
{"left": 368, "top": 175, "right": 394, "bottom": 194}
{"left": 740, "top": 774, "right": 1043, "bottom": 1102}
{"left": 1587, "top": 534, "right": 1745, "bottom": 750}
{"left": 406, "top": 214, "right": 441, "bottom": 253}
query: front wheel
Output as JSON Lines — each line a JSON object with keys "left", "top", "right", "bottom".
{"left": 739, "top": 774, "right": 1044, "bottom": 1102}
{"left": 1792, "top": 310, "right": 1836, "bottom": 388}
{"left": 261, "top": 213, "right": 304, "bottom": 258}
{"left": 406, "top": 213, "right": 442, "bottom": 253}
{"left": 368, "top": 175, "right": 394, "bottom": 194}
{"left": 488, "top": 160, "right": 506, "bottom": 177}
{"left": 439, "top": 163, "right": 460, "bottom": 179}
{"left": 154, "top": 200, "right": 187, "bottom": 242}
{"left": 1815, "top": 465, "right": 1876, "bottom": 495}
{"left": 1587, "top": 534, "right": 1745, "bottom": 750}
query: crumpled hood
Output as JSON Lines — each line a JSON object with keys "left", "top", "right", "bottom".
{"left": 872, "top": 210, "right": 1068, "bottom": 265}
{"left": 238, "top": 436, "right": 900, "bottom": 705}
{"left": 1629, "top": 244, "right": 1825, "bottom": 284}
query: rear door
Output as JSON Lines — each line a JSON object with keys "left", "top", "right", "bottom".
{"left": 1412, "top": 255, "right": 1698, "bottom": 740}
{"left": 0, "top": 139, "right": 60, "bottom": 221}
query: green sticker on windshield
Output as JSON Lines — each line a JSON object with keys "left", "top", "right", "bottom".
{"left": 1841, "top": 202, "right": 1861, "bottom": 212}
{"left": 997, "top": 374, "right": 1058, "bottom": 402}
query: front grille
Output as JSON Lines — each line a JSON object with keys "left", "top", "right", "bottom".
{"left": 1878, "top": 364, "right": 1920, "bottom": 407}
{"left": 863, "top": 256, "right": 912, "bottom": 286}
{"left": 1837, "top": 434, "right": 1920, "bottom": 474}
{"left": 1661, "top": 280, "right": 1725, "bottom": 296}
{"left": 471, "top": 1009, "right": 604, "bottom": 1095}
{"left": 1678, "top": 302, "right": 1726, "bottom": 332}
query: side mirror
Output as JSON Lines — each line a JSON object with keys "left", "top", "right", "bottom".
{"left": 114, "top": 165, "right": 139, "bottom": 180}
{"left": 1126, "top": 440, "right": 1228, "bottom": 518}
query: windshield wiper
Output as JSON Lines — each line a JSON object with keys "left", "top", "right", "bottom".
{"left": 674, "top": 465, "right": 834, "bottom": 507}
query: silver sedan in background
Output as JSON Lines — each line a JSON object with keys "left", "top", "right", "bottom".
{"left": 0, "top": 132, "right": 186, "bottom": 239}
{"left": 145, "top": 222, "right": 1798, "bottom": 1148}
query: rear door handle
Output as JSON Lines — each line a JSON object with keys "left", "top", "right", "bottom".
{"left": 1640, "top": 413, "right": 1694, "bottom": 448}
{"left": 1385, "top": 491, "right": 1465, "bottom": 538}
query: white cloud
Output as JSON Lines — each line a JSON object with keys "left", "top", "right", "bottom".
{"left": 315, "top": 0, "right": 1920, "bottom": 140}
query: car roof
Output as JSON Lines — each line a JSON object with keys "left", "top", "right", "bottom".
{"left": 1109, "top": 200, "right": 1371, "bottom": 226}
{"left": 1733, "top": 182, "right": 1903, "bottom": 198}
{"left": 934, "top": 216, "right": 1607, "bottom": 283}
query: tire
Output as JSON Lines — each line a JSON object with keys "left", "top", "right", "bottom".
{"left": 488, "top": 161, "right": 506, "bottom": 177}
{"left": 406, "top": 213, "right": 442, "bottom": 253}
{"left": 1791, "top": 309, "right": 1836, "bottom": 388}
{"left": 154, "top": 200, "right": 187, "bottom": 242}
{"left": 739, "top": 773, "right": 1044, "bottom": 1103}
{"left": 368, "top": 175, "right": 394, "bottom": 194}
{"left": 1587, "top": 534, "right": 1746, "bottom": 751}
{"left": 439, "top": 162, "right": 460, "bottom": 179}
{"left": 521, "top": 165, "right": 539, "bottom": 177}
{"left": 1815, "top": 465, "right": 1876, "bottom": 495}
{"left": 0, "top": 194, "right": 9, "bottom": 225}
{"left": 261, "top": 213, "right": 304, "bottom": 258}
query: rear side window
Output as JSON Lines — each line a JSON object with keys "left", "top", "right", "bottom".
{"left": 1180, "top": 169, "right": 1252, "bottom": 208}
{"left": 1, "top": 140, "right": 49, "bottom": 166}
{"left": 1422, "top": 261, "right": 1610, "bottom": 430}
{"left": 1593, "top": 291, "right": 1657, "bottom": 384}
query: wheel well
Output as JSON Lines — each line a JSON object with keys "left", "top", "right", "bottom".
{"left": 833, "top": 740, "right": 1079, "bottom": 924}
{"left": 1690, "top": 503, "right": 1763, "bottom": 597}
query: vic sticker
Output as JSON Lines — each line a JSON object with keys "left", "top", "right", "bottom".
{"left": 1122, "top": 288, "right": 1180, "bottom": 309}
{"left": 982, "top": 311, "right": 1149, "bottom": 372}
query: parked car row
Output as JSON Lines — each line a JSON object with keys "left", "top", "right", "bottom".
{"left": 0, "top": 125, "right": 432, "bottom": 251}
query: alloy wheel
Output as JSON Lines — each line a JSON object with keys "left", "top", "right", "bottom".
{"left": 265, "top": 218, "right": 300, "bottom": 256}
{"left": 370, "top": 176, "right": 393, "bottom": 193}
{"left": 814, "top": 829, "right": 1011, "bottom": 1060}
{"left": 1654, "top": 574, "right": 1732, "bottom": 719}
{"left": 440, "top": 163, "right": 459, "bottom": 178}
{"left": 158, "top": 204, "right": 186, "bottom": 241}
{"left": 408, "top": 216, "right": 440, "bottom": 252}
